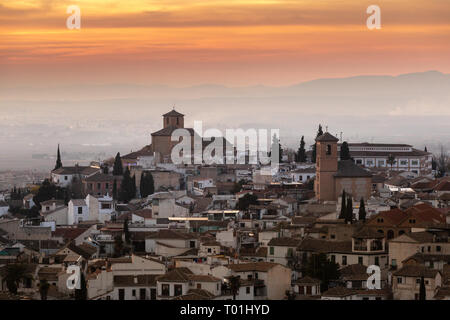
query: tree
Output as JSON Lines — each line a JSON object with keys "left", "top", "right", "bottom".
{"left": 237, "top": 193, "right": 258, "bottom": 211}
{"left": 75, "top": 273, "right": 87, "bottom": 300}
{"left": 311, "top": 124, "right": 323, "bottom": 163}
{"left": 296, "top": 136, "right": 307, "bottom": 163}
{"left": 0, "top": 264, "right": 33, "bottom": 295}
{"left": 140, "top": 172, "right": 155, "bottom": 198}
{"left": 231, "top": 179, "right": 247, "bottom": 194}
{"left": 113, "top": 235, "right": 124, "bottom": 257}
{"left": 419, "top": 276, "right": 426, "bottom": 300}
{"left": 424, "top": 146, "right": 428, "bottom": 153}
{"left": 345, "top": 196, "right": 353, "bottom": 224}
{"left": 113, "top": 152, "right": 123, "bottom": 176}
{"left": 131, "top": 174, "right": 137, "bottom": 200}
{"left": 358, "top": 198, "right": 366, "bottom": 221}
{"left": 39, "top": 279, "right": 50, "bottom": 300}
{"left": 387, "top": 154, "right": 396, "bottom": 171}
{"left": 436, "top": 145, "right": 449, "bottom": 178}
{"left": 124, "top": 218, "right": 130, "bottom": 244}
{"left": 339, "top": 190, "right": 346, "bottom": 219}
{"left": 303, "top": 253, "right": 340, "bottom": 292}
{"left": 229, "top": 275, "right": 241, "bottom": 300}
{"left": 270, "top": 134, "right": 282, "bottom": 163}
{"left": 119, "top": 167, "right": 133, "bottom": 203}
{"left": 112, "top": 179, "right": 118, "bottom": 200}
{"left": 340, "top": 141, "right": 351, "bottom": 160}
{"left": 54, "top": 144, "right": 62, "bottom": 170}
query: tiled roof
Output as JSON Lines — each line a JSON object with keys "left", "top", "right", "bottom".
{"left": 322, "top": 286, "right": 355, "bottom": 297}
{"left": 295, "top": 276, "right": 320, "bottom": 285}
{"left": 316, "top": 132, "right": 339, "bottom": 142}
{"left": 146, "top": 230, "right": 197, "bottom": 240}
{"left": 353, "top": 227, "right": 384, "bottom": 239}
{"left": 114, "top": 275, "right": 158, "bottom": 287}
{"left": 157, "top": 269, "right": 192, "bottom": 282}
{"left": 267, "top": 237, "right": 302, "bottom": 247}
{"left": 52, "top": 166, "right": 100, "bottom": 176}
{"left": 227, "top": 262, "right": 280, "bottom": 272}
{"left": 163, "top": 109, "right": 184, "bottom": 117}
{"left": 334, "top": 160, "right": 372, "bottom": 178}
{"left": 393, "top": 265, "right": 440, "bottom": 278}
{"left": 297, "top": 238, "right": 352, "bottom": 254}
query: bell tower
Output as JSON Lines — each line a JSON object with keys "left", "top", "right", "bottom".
{"left": 162, "top": 109, "right": 184, "bottom": 129}
{"left": 314, "top": 132, "right": 339, "bottom": 201}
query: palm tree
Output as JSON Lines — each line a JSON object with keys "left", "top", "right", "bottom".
{"left": 39, "top": 279, "right": 50, "bottom": 300}
{"left": 1, "top": 264, "right": 33, "bottom": 295}
{"left": 387, "top": 154, "right": 396, "bottom": 171}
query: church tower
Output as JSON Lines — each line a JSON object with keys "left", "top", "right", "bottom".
{"left": 315, "top": 132, "right": 339, "bottom": 201}
{"left": 162, "top": 109, "right": 184, "bottom": 129}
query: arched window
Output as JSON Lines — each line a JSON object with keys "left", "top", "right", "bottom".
{"left": 326, "top": 145, "right": 332, "bottom": 155}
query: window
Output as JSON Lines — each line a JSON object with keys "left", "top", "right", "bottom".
{"left": 358, "top": 257, "right": 363, "bottom": 265}
{"left": 247, "top": 274, "right": 253, "bottom": 280}
{"left": 437, "top": 246, "right": 441, "bottom": 252}
{"left": 246, "top": 287, "right": 251, "bottom": 294}
{"left": 207, "top": 248, "right": 211, "bottom": 253}
{"left": 97, "top": 183, "right": 101, "bottom": 189}
{"left": 119, "top": 289, "right": 125, "bottom": 300}
{"left": 173, "top": 284, "right": 183, "bottom": 296}
{"left": 375, "top": 257, "right": 379, "bottom": 266}
{"left": 197, "top": 283, "right": 202, "bottom": 289}
{"left": 78, "top": 207, "right": 83, "bottom": 214}
{"left": 331, "top": 255, "right": 336, "bottom": 263}
{"left": 255, "top": 273, "right": 258, "bottom": 279}
{"left": 161, "top": 284, "right": 170, "bottom": 296}
{"left": 411, "top": 160, "right": 419, "bottom": 166}
{"left": 64, "top": 176, "right": 68, "bottom": 180}
{"left": 269, "top": 247, "right": 274, "bottom": 255}
{"left": 326, "top": 145, "right": 332, "bottom": 155}
{"left": 132, "top": 289, "right": 136, "bottom": 296}
{"left": 356, "top": 159, "right": 363, "bottom": 165}
{"left": 190, "top": 241, "right": 196, "bottom": 248}
{"left": 342, "top": 256, "right": 347, "bottom": 265}
{"left": 416, "top": 279, "right": 420, "bottom": 284}
{"left": 397, "top": 277, "right": 403, "bottom": 284}
{"left": 392, "top": 259, "right": 397, "bottom": 267}
{"left": 331, "top": 234, "right": 336, "bottom": 239}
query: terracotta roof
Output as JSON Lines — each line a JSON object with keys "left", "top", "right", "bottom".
{"left": 322, "top": 286, "right": 355, "bottom": 297}
{"left": 152, "top": 126, "right": 194, "bottom": 137}
{"left": 163, "top": 109, "right": 184, "bottom": 117}
{"left": 316, "top": 132, "right": 339, "bottom": 142}
{"left": 295, "top": 276, "right": 320, "bottom": 285}
{"left": 52, "top": 227, "right": 87, "bottom": 240}
{"left": 132, "top": 209, "right": 153, "bottom": 219}
{"left": 334, "top": 160, "right": 372, "bottom": 178}
{"left": 267, "top": 237, "right": 302, "bottom": 247}
{"left": 146, "top": 230, "right": 197, "bottom": 240}
{"left": 114, "top": 275, "right": 158, "bottom": 287}
{"left": 393, "top": 265, "right": 440, "bottom": 278}
{"left": 353, "top": 227, "right": 384, "bottom": 239}
{"left": 297, "top": 238, "right": 352, "bottom": 254}
{"left": 157, "top": 269, "right": 192, "bottom": 282}
{"left": 172, "top": 289, "right": 215, "bottom": 300}
{"left": 187, "top": 274, "right": 221, "bottom": 282}
{"left": 83, "top": 173, "right": 116, "bottom": 182}
{"left": 52, "top": 166, "right": 100, "bottom": 176}
{"left": 227, "top": 262, "right": 281, "bottom": 272}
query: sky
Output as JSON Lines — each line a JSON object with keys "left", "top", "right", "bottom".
{"left": 1, "top": 0, "right": 450, "bottom": 87}
{"left": 0, "top": 0, "right": 449, "bottom": 171}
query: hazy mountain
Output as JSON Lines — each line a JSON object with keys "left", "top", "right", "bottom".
{"left": 1, "top": 71, "right": 449, "bottom": 170}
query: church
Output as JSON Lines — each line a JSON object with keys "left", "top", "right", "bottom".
{"left": 314, "top": 132, "right": 372, "bottom": 202}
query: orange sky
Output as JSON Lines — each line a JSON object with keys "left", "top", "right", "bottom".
{"left": 1, "top": 0, "right": 450, "bottom": 86}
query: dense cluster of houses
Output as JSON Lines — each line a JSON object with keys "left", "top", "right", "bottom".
{"left": 0, "top": 112, "right": 449, "bottom": 300}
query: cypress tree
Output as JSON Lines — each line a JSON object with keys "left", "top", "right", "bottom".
{"left": 112, "top": 179, "right": 117, "bottom": 200}
{"left": 358, "top": 198, "right": 366, "bottom": 221}
{"left": 339, "top": 190, "right": 346, "bottom": 219}
{"left": 340, "top": 141, "right": 351, "bottom": 160}
{"left": 140, "top": 172, "right": 155, "bottom": 198}
{"left": 311, "top": 124, "right": 323, "bottom": 163}
{"left": 119, "top": 167, "right": 133, "bottom": 203}
{"left": 424, "top": 146, "right": 428, "bottom": 153}
{"left": 55, "top": 144, "right": 62, "bottom": 170}
{"left": 113, "top": 152, "right": 123, "bottom": 176}
{"left": 130, "top": 174, "right": 136, "bottom": 200}
{"left": 419, "top": 276, "right": 426, "bottom": 300}
{"left": 297, "top": 136, "right": 307, "bottom": 163}
{"left": 124, "top": 218, "right": 130, "bottom": 244}
{"left": 345, "top": 196, "right": 353, "bottom": 224}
